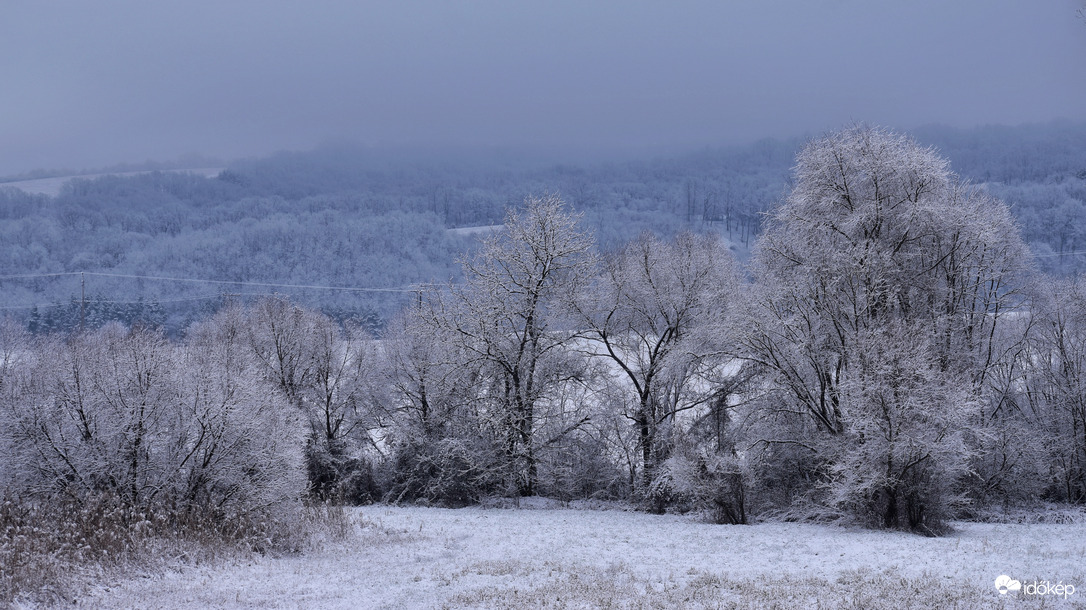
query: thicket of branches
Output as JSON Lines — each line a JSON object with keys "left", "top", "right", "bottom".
{"left": 0, "top": 308, "right": 362, "bottom": 604}
{"left": 2, "top": 129, "right": 1084, "bottom": 593}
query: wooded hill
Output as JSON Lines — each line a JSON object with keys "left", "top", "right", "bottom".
{"left": 0, "top": 120, "right": 1083, "bottom": 334}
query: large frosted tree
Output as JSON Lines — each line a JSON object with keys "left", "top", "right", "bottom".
{"left": 747, "top": 125, "right": 1031, "bottom": 530}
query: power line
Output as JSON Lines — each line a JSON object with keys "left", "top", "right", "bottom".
{"left": 0, "top": 293, "right": 280, "bottom": 312}
{"left": 1032, "top": 250, "right": 1086, "bottom": 259}
{"left": 86, "top": 294, "right": 225, "bottom": 305}
{"left": 85, "top": 271, "right": 428, "bottom": 293}
{"left": 0, "top": 270, "right": 436, "bottom": 293}
{"left": 0, "top": 302, "right": 74, "bottom": 311}
{"left": 0, "top": 272, "right": 80, "bottom": 281}
{"left": 0, "top": 271, "right": 440, "bottom": 316}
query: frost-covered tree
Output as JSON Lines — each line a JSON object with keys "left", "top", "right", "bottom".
{"left": 747, "top": 125, "right": 1032, "bottom": 530}
{"left": 246, "top": 298, "right": 380, "bottom": 501}
{"left": 571, "top": 232, "right": 740, "bottom": 493}
{"left": 1024, "top": 278, "right": 1086, "bottom": 504}
{"left": 0, "top": 318, "right": 30, "bottom": 492}
{"left": 435, "top": 194, "right": 595, "bottom": 496}
{"left": 825, "top": 323, "right": 974, "bottom": 530}
{"left": 179, "top": 307, "right": 306, "bottom": 514}
{"left": 382, "top": 307, "right": 469, "bottom": 441}
{"left": 29, "top": 324, "right": 178, "bottom": 506}
{"left": 380, "top": 306, "right": 502, "bottom": 506}
{"left": 0, "top": 321, "right": 304, "bottom": 514}
{"left": 303, "top": 317, "right": 382, "bottom": 501}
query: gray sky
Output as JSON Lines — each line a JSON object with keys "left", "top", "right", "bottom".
{"left": 2, "top": 0, "right": 1085, "bottom": 175}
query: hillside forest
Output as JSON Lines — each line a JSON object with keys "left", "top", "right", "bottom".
{"left": 1, "top": 121, "right": 1084, "bottom": 334}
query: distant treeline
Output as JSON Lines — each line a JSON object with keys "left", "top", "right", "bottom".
{"left": 0, "top": 120, "right": 1083, "bottom": 333}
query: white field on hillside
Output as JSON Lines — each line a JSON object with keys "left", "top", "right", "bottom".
{"left": 1, "top": 168, "right": 223, "bottom": 197}
{"left": 76, "top": 503, "right": 1086, "bottom": 609}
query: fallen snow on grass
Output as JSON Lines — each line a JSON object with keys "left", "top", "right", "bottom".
{"left": 77, "top": 504, "right": 1086, "bottom": 609}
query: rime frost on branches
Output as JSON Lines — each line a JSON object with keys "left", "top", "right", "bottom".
{"left": 571, "top": 232, "right": 741, "bottom": 494}
{"left": 747, "top": 125, "right": 1031, "bottom": 530}
{"left": 438, "top": 194, "right": 596, "bottom": 496}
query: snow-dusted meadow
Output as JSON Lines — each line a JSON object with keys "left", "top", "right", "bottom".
{"left": 1, "top": 168, "right": 223, "bottom": 197}
{"left": 77, "top": 503, "right": 1086, "bottom": 609}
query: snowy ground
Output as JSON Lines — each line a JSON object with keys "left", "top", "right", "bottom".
{"left": 75, "top": 503, "right": 1086, "bottom": 609}
{"left": 447, "top": 224, "right": 503, "bottom": 237}
{"left": 1, "top": 168, "right": 222, "bottom": 197}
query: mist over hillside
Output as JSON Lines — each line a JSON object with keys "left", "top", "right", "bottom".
{"left": 0, "top": 121, "right": 1083, "bottom": 334}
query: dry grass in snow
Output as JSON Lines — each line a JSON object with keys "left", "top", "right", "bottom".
{"left": 74, "top": 503, "right": 1086, "bottom": 609}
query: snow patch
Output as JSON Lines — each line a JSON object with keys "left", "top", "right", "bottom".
{"left": 446, "top": 224, "right": 503, "bottom": 237}
{"left": 1, "top": 168, "right": 223, "bottom": 197}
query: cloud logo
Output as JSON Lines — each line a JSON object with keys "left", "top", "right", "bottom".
{"left": 995, "top": 575, "right": 1022, "bottom": 594}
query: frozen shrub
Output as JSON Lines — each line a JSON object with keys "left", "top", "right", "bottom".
{"left": 653, "top": 448, "right": 749, "bottom": 524}
{"left": 304, "top": 438, "right": 379, "bottom": 504}
{"left": 535, "top": 431, "right": 629, "bottom": 501}
{"left": 1, "top": 319, "right": 306, "bottom": 516}
{"left": 384, "top": 436, "right": 502, "bottom": 507}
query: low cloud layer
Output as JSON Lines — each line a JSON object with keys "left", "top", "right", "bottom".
{"left": 2, "top": 0, "right": 1085, "bottom": 175}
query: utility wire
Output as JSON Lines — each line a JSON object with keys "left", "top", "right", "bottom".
{"left": 0, "top": 270, "right": 436, "bottom": 293}
{"left": 0, "top": 293, "right": 283, "bottom": 312}
{"left": 0, "top": 295, "right": 217, "bottom": 311}
{"left": 84, "top": 294, "right": 225, "bottom": 305}
{"left": 0, "top": 271, "right": 438, "bottom": 314}
{"left": 0, "top": 272, "right": 81, "bottom": 281}
{"left": 1032, "top": 250, "right": 1086, "bottom": 258}
{"left": 85, "top": 271, "right": 427, "bottom": 293}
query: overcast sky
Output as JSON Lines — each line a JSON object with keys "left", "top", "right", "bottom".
{"left": 2, "top": 0, "right": 1085, "bottom": 176}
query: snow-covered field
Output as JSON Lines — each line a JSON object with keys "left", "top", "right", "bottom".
{"left": 447, "top": 224, "right": 504, "bottom": 237}
{"left": 76, "top": 503, "right": 1086, "bottom": 609}
{"left": 1, "top": 168, "right": 222, "bottom": 197}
